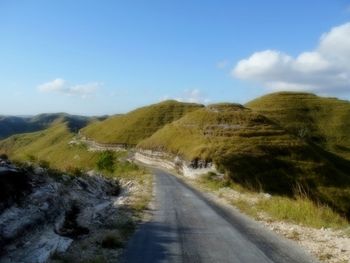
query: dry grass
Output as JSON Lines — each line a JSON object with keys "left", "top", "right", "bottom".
{"left": 197, "top": 174, "right": 349, "bottom": 230}
{"left": 138, "top": 101, "right": 350, "bottom": 218}
{"left": 81, "top": 100, "right": 203, "bottom": 144}
{"left": 246, "top": 91, "right": 350, "bottom": 160}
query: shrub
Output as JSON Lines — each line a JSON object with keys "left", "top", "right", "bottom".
{"left": 0, "top": 153, "right": 8, "bottom": 160}
{"left": 101, "top": 234, "right": 123, "bottom": 249}
{"left": 96, "top": 151, "right": 115, "bottom": 173}
{"left": 26, "top": 154, "right": 37, "bottom": 162}
{"left": 38, "top": 160, "right": 50, "bottom": 169}
{"left": 65, "top": 166, "right": 84, "bottom": 176}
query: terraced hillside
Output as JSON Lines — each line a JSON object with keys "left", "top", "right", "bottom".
{"left": 138, "top": 103, "right": 350, "bottom": 217}
{"left": 246, "top": 92, "right": 350, "bottom": 160}
{"left": 81, "top": 100, "right": 203, "bottom": 145}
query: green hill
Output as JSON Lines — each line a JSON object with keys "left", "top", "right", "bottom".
{"left": 0, "top": 121, "right": 100, "bottom": 171}
{"left": 0, "top": 113, "right": 98, "bottom": 139}
{"left": 1, "top": 94, "right": 350, "bottom": 217}
{"left": 81, "top": 100, "right": 203, "bottom": 145}
{"left": 138, "top": 103, "right": 350, "bottom": 217}
{"left": 246, "top": 92, "right": 350, "bottom": 160}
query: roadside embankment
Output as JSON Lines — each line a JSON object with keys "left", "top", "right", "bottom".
{"left": 134, "top": 149, "right": 218, "bottom": 178}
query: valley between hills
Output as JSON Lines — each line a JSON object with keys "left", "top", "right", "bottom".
{"left": 1, "top": 92, "right": 350, "bottom": 263}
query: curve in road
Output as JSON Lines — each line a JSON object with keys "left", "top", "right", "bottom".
{"left": 121, "top": 168, "right": 318, "bottom": 263}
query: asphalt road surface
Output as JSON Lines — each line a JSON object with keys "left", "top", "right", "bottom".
{"left": 121, "top": 168, "right": 318, "bottom": 263}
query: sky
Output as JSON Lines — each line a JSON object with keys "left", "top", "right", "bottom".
{"left": 1, "top": 0, "right": 350, "bottom": 115}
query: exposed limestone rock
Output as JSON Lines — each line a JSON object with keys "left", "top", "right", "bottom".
{"left": 74, "top": 137, "right": 127, "bottom": 152}
{"left": 0, "top": 161, "right": 120, "bottom": 263}
{"left": 134, "top": 150, "right": 218, "bottom": 178}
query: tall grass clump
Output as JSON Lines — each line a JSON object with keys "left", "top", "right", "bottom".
{"left": 257, "top": 196, "right": 348, "bottom": 229}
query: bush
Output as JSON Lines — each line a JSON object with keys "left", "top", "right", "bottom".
{"left": 96, "top": 151, "right": 115, "bottom": 173}
{"left": 101, "top": 234, "right": 123, "bottom": 249}
{"left": 0, "top": 153, "right": 8, "bottom": 160}
{"left": 26, "top": 154, "right": 37, "bottom": 162}
{"left": 65, "top": 166, "right": 84, "bottom": 176}
{"left": 38, "top": 160, "right": 50, "bottom": 169}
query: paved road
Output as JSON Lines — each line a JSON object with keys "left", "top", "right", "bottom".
{"left": 121, "top": 168, "right": 318, "bottom": 263}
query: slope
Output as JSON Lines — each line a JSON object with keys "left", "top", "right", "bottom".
{"left": 0, "top": 121, "right": 100, "bottom": 171}
{"left": 81, "top": 100, "right": 203, "bottom": 145}
{"left": 246, "top": 92, "right": 350, "bottom": 160}
{"left": 138, "top": 103, "right": 350, "bottom": 217}
{"left": 0, "top": 113, "right": 97, "bottom": 139}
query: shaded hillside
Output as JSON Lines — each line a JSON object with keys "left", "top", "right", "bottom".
{"left": 138, "top": 103, "right": 350, "bottom": 217}
{"left": 0, "top": 121, "right": 100, "bottom": 171}
{"left": 81, "top": 100, "right": 203, "bottom": 145}
{"left": 0, "top": 113, "right": 99, "bottom": 139}
{"left": 246, "top": 92, "right": 350, "bottom": 160}
{"left": 0, "top": 116, "right": 30, "bottom": 139}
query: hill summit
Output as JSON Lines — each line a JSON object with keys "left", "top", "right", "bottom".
{"left": 246, "top": 92, "right": 350, "bottom": 160}
{"left": 81, "top": 100, "right": 203, "bottom": 145}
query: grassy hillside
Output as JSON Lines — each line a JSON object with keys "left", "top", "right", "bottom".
{"left": 81, "top": 100, "right": 203, "bottom": 145}
{"left": 138, "top": 103, "right": 350, "bottom": 217}
{"left": 246, "top": 92, "right": 350, "bottom": 160}
{"left": 0, "top": 121, "right": 100, "bottom": 171}
{"left": 0, "top": 113, "right": 97, "bottom": 139}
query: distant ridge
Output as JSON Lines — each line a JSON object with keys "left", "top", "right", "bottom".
{"left": 0, "top": 113, "right": 104, "bottom": 139}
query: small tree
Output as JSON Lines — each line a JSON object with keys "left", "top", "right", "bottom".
{"left": 38, "top": 160, "right": 50, "bottom": 169}
{"left": 97, "top": 151, "right": 115, "bottom": 173}
{"left": 0, "top": 153, "right": 8, "bottom": 160}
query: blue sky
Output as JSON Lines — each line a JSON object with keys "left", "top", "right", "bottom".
{"left": 1, "top": 0, "right": 350, "bottom": 115}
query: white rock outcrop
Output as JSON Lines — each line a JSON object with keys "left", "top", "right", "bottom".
{"left": 134, "top": 150, "right": 219, "bottom": 178}
{"left": 0, "top": 163, "right": 120, "bottom": 263}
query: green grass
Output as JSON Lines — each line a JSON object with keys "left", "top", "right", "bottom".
{"left": 2, "top": 92, "right": 350, "bottom": 223}
{"left": 81, "top": 100, "right": 203, "bottom": 145}
{"left": 0, "top": 113, "right": 95, "bottom": 139}
{"left": 138, "top": 103, "right": 288, "bottom": 160}
{"left": 259, "top": 196, "right": 348, "bottom": 229}
{"left": 196, "top": 173, "right": 349, "bottom": 229}
{"left": 0, "top": 121, "right": 101, "bottom": 171}
{"left": 138, "top": 102, "right": 350, "bottom": 218}
{"left": 246, "top": 92, "right": 350, "bottom": 160}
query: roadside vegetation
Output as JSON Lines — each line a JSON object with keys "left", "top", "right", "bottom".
{"left": 196, "top": 173, "right": 349, "bottom": 230}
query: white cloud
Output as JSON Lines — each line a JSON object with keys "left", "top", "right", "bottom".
{"left": 38, "top": 78, "right": 66, "bottom": 92}
{"left": 176, "top": 89, "right": 211, "bottom": 104}
{"left": 162, "top": 89, "right": 210, "bottom": 104}
{"left": 232, "top": 22, "right": 350, "bottom": 93}
{"left": 37, "top": 78, "right": 101, "bottom": 98}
